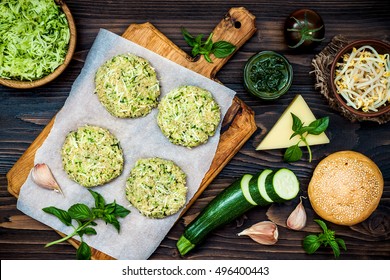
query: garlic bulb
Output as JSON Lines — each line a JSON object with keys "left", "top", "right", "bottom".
{"left": 31, "top": 163, "right": 64, "bottom": 196}
{"left": 237, "top": 221, "right": 278, "bottom": 245}
{"left": 286, "top": 196, "right": 306, "bottom": 230}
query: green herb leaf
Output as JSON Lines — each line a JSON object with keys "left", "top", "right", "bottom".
{"left": 104, "top": 201, "right": 116, "bottom": 215}
{"left": 91, "top": 208, "right": 104, "bottom": 219}
{"left": 109, "top": 217, "right": 121, "bottom": 232}
{"left": 181, "top": 27, "right": 236, "bottom": 63}
{"left": 43, "top": 190, "right": 130, "bottom": 259}
{"left": 303, "top": 219, "right": 347, "bottom": 258}
{"left": 305, "top": 117, "right": 329, "bottom": 135}
{"left": 289, "top": 131, "right": 300, "bottom": 140}
{"left": 204, "top": 53, "right": 213, "bottom": 63}
{"left": 68, "top": 203, "right": 94, "bottom": 221}
{"left": 314, "top": 219, "right": 328, "bottom": 232}
{"left": 113, "top": 203, "right": 131, "bottom": 218}
{"left": 291, "top": 113, "right": 303, "bottom": 132}
{"left": 212, "top": 41, "right": 236, "bottom": 58}
{"left": 286, "top": 114, "right": 329, "bottom": 162}
{"left": 76, "top": 241, "right": 92, "bottom": 260}
{"left": 78, "top": 227, "right": 97, "bottom": 237}
{"left": 204, "top": 32, "right": 214, "bottom": 50}
{"left": 181, "top": 27, "right": 196, "bottom": 47}
{"left": 195, "top": 34, "right": 204, "bottom": 45}
{"left": 191, "top": 44, "right": 200, "bottom": 56}
{"left": 284, "top": 144, "right": 303, "bottom": 162}
{"left": 336, "top": 238, "right": 347, "bottom": 251}
{"left": 88, "top": 189, "right": 106, "bottom": 209}
{"left": 42, "top": 206, "right": 72, "bottom": 226}
{"left": 302, "top": 235, "right": 321, "bottom": 254}
{"left": 329, "top": 240, "right": 341, "bottom": 258}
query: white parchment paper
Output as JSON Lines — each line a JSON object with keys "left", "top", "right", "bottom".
{"left": 17, "top": 29, "right": 235, "bottom": 260}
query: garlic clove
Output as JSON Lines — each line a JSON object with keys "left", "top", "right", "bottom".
{"left": 237, "top": 221, "right": 278, "bottom": 245}
{"left": 286, "top": 196, "right": 306, "bottom": 230}
{"left": 31, "top": 163, "right": 64, "bottom": 196}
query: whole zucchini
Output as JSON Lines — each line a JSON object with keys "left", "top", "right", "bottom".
{"left": 176, "top": 169, "right": 299, "bottom": 255}
{"left": 177, "top": 175, "right": 255, "bottom": 255}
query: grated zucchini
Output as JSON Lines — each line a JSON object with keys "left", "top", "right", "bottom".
{"left": 0, "top": 0, "right": 70, "bottom": 81}
{"left": 157, "top": 85, "right": 221, "bottom": 148}
{"left": 61, "top": 125, "right": 124, "bottom": 188}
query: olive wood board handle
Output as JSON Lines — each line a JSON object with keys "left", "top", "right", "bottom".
{"left": 6, "top": 7, "right": 257, "bottom": 260}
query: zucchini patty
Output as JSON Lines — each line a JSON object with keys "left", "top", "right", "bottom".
{"left": 61, "top": 125, "right": 124, "bottom": 187}
{"left": 157, "top": 85, "right": 221, "bottom": 148}
{"left": 94, "top": 53, "right": 160, "bottom": 118}
{"left": 126, "top": 157, "right": 187, "bottom": 219}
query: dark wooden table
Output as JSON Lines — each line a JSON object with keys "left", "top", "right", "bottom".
{"left": 1, "top": 0, "right": 389, "bottom": 260}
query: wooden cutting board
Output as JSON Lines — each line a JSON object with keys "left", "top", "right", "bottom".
{"left": 6, "top": 7, "right": 257, "bottom": 259}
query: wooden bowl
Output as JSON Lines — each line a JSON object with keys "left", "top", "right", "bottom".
{"left": 330, "top": 39, "right": 390, "bottom": 118}
{"left": 0, "top": 0, "right": 76, "bottom": 89}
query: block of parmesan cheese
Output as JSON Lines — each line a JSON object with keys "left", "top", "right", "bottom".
{"left": 256, "top": 95, "right": 330, "bottom": 150}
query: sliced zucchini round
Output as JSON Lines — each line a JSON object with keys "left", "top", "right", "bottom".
{"left": 249, "top": 172, "right": 272, "bottom": 206}
{"left": 265, "top": 168, "right": 300, "bottom": 203}
{"left": 240, "top": 174, "right": 257, "bottom": 205}
{"left": 258, "top": 169, "right": 274, "bottom": 203}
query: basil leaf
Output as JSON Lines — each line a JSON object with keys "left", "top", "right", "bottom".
{"left": 314, "top": 219, "right": 328, "bottom": 232}
{"left": 78, "top": 227, "right": 97, "bottom": 237}
{"left": 76, "top": 241, "right": 92, "bottom": 260}
{"left": 110, "top": 218, "right": 120, "bottom": 232}
{"left": 284, "top": 144, "right": 303, "bottom": 162}
{"left": 181, "top": 27, "right": 196, "bottom": 47}
{"left": 103, "top": 214, "right": 120, "bottom": 232}
{"left": 289, "top": 131, "right": 300, "bottom": 140}
{"left": 329, "top": 240, "right": 341, "bottom": 258}
{"left": 42, "top": 206, "right": 72, "bottom": 226}
{"left": 113, "top": 204, "right": 131, "bottom": 218}
{"left": 291, "top": 113, "right": 303, "bottom": 132}
{"left": 199, "top": 47, "right": 211, "bottom": 55}
{"left": 302, "top": 235, "right": 321, "bottom": 254}
{"left": 195, "top": 34, "right": 203, "bottom": 45}
{"left": 181, "top": 27, "right": 235, "bottom": 64}
{"left": 306, "top": 117, "right": 329, "bottom": 135}
{"left": 191, "top": 44, "right": 200, "bottom": 56}
{"left": 211, "top": 40, "right": 236, "bottom": 58}
{"left": 336, "top": 238, "right": 347, "bottom": 251}
{"left": 42, "top": 191, "right": 131, "bottom": 260}
{"left": 204, "top": 53, "right": 213, "bottom": 63}
{"left": 204, "top": 32, "right": 214, "bottom": 50}
{"left": 303, "top": 219, "right": 346, "bottom": 258}
{"left": 68, "top": 204, "right": 93, "bottom": 221}
{"left": 88, "top": 189, "right": 105, "bottom": 209}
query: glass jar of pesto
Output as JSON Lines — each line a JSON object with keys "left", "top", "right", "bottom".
{"left": 244, "top": 51, "right": 293, "bottom": 100}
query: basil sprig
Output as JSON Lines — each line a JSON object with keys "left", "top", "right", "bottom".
{"left": 43, "top": 189, "right": 130, "bottom": 260}
{"left": 303, "top": 219, "right": 347, "bottom": 258}
{"left": 284, "top": 113, "right": 329, "bottom": 162}
{"left": 181, "top": 27, "right": 236, "bottom": 63}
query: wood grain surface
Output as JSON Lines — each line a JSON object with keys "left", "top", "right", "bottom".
{"left": 5, "top": 7, "right": 257, "bottom": 260}
{"left": 1, "top": 0, "right": 389, "bottom": 260}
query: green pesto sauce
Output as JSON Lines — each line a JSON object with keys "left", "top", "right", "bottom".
{"left": 249, "top": 55, "right": 289, "bottom": 93}
{"left": 244, "top": 51, "right": 292, "bottom": 100}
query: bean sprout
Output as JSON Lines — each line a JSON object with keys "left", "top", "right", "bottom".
{"left": 334, "top": 45, "right": 390, "bottom": 112}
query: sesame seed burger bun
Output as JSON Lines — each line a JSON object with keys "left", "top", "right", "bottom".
{"left": 308, "top": 151, "right": 383, "bottom": 226}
